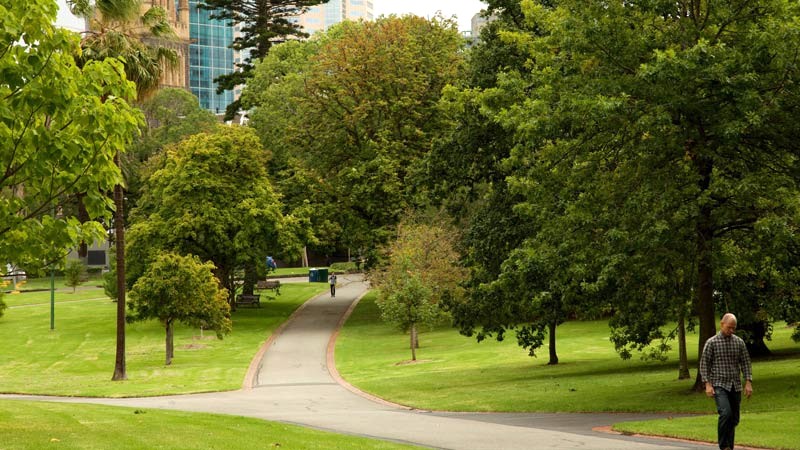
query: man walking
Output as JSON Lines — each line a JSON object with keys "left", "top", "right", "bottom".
{"left": 329, "top": 273, "right": 337, "bottom": 298}
{"left": 699, "top": 313, "right": 753, "bottom": 450}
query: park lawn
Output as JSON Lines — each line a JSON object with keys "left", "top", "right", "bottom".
{"left": 5, "top": 275, "right": 105, "bottom": 292}
{"left": 272, "top": 267, "right": 311, "bottom": 277}
{"left": 0, "top": 283, "right": 328, "bottom": 397}
{"left": 613, "top": 411, "right": 799, "bottom": 450}
{"left": 335, "top": 292, "right": 800, "bottom": 448}
{"left": 2, "top": 288, "right": 109, "bottom": 308}
{"left": 0, "top": 400, "right": 419, "bottom": 450}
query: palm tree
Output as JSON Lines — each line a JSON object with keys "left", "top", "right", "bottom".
{"left": 68, "top": 0, "right": 179, "bottom": 381}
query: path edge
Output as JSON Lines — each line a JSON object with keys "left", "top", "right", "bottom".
{"left": 326, "top": 290, "right": 413, "bottom": 410}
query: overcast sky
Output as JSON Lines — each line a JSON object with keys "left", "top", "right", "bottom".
{"left": 54, "top": 0, "right": 489, "bottom": 33}
{"left": 373, "top": 0, "right": 487, "bottom": 31}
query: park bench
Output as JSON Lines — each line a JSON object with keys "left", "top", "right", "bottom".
{"left": 256, "top": 279, "right": 281, "bottom": 295}
{"left": 235, "top": 294, "right": 261, "bottom": 308}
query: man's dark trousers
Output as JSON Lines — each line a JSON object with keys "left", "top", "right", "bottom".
{"left": 714, "top": 387, "right": 741, "bottom": 450}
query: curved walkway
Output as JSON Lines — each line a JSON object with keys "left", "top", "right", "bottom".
{"left": 4, "top": 275, "right": 711, "bottom": 449}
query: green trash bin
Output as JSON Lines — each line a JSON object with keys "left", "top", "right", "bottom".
{"left": 317, "top": 268, "right": 329, "bottom": 283}
{"left": 308, "top": 268, "right": 318, "bottom": 283}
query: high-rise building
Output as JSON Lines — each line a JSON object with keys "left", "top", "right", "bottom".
{"left": 296, "top": 0, "right": 374, "bottom": 35}
{"left": 188, "top": 0, "right": 235, "bottom": 114}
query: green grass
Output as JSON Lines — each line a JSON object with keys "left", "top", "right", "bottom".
{"left": 335, "top": 292, "right": 800, "bottom": 449}
{"left": 613, "top": 411, "right": 799, "bottom": 450}
{"left": 0, "top": 283, "right": 328, "bottom": 397}
{"left": 271, "top": 267, "right": 311, "bottom": 277}
{"left": 3, "top": 274, "right": 104, "bottom": 292}
{"left": 0, "top": 400, "right": 419, "bottom": 450}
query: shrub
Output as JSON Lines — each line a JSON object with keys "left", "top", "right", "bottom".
{"left": 330, "top": 262, "right": 358, "bottom": 273}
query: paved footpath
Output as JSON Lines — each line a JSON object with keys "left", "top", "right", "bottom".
{"left": 4, "top": 275, "right": 713, "bottom": 450}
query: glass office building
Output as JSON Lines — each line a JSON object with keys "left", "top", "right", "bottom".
{"left": 188, "top": 1, "right": 234, "bottom": 114}
{"left": 297, "top": 0, "right": 373, "bottom": 35}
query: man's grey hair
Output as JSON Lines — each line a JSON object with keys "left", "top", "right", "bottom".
{"left": 721, "top": 313, "right": 738, "bottom": 325}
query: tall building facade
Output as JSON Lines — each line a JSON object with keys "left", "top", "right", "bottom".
{"left": 55, "top": 0, "right": 191, "bottom": 95}
{"left": 150, "top": 0, "right": 190, "bottom": 92}
{"left": 188, "top": 0, "right": 235, "bottom": 114}
{"left": 296, "top": 0, "right": 373, "bottom": 35}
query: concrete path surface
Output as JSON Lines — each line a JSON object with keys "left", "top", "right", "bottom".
{"left": 3, "top": 275, "right": 713, "bottom": 449}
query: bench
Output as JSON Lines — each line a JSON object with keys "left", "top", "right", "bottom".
{"left": 235, "top": 294, "right": 261, "bottom": 308}
{"left": 256, "top": 279, "right": 281, "bottom": 295}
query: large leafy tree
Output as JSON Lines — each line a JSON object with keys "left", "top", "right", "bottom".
{"left": 487, "top": 0, "right": 800, "bottom": 386}
{"left": 127, "top": 125, "right": 307, "bottom": 307}
{"left": 128, "top": 253, "right": 231, "bottom": 365}
{"left": 244, "top": 16, "right": 465, "bottom": 260}
{"left": 199, "top": 0, "right": 328, "bottom": 119}
{"left": 0, "top": 0, "right": 141, "bottom": 316}
{"left": 69, "top": 0, "right": 179, "bottom": 381}
{"left": 429, "top": 4, "right": 550, "bottom": 361}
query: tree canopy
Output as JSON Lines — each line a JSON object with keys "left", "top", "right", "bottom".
{"left": 443, "top": 0, "right": 800, "bottom": 380}
{"left": 370, "top": 215, "right": 466, "bottom": 361}
{"left": 0, "top": 0, "right": 141, "bottom": 272}
{"left": 127, "top": 125, "right": 307, "bottom": 305}
{"left": 243, "top": 16, "right": 466, "bottom": 260}
{"left": 127, "top": 252, "right": 231, "bottom": 365}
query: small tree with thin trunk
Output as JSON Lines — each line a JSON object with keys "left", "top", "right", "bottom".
{"left": 370, "top": 216, "right": 465, "bottom": 361}
{"left": 127, "top": 253, "right": 231, "bottom": 365}
{"left": 64, "top": 259, "right": 87, "bottom": 293}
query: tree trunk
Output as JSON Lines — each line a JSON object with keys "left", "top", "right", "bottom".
{"left": 547, "top": 320, "right": 559, "bottom": 365}
{"left": 243, "top": 265, "right": 257, "bottom": 296}
{"left": 111, "top": 166, "right": 127, "bottom": 381}
{"left": 77, "top": 193, "right": 89, "bottom": 259}
{"left": 410, "top": 323, "right": 418, "bottom": 361}
{"left": 742, "top": 320, "right": 772, "bottom": 357}
{"left": 165, "top": 319, "right": 174, "bottom": 366}
{"left": 693, "top": 155, "right": 716, "bottom": 392}
{"left": 678, "top": 307, "right": 690, "bottom": 379}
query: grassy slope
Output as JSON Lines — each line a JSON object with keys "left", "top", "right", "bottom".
{"left": 0, "top": 400, "right": 419, "bottom": 450}
{"left": 336, "top": 292, "right": 800, "bottom": 449}
{"left": 0, "top": 283, "right": 327, "bottom": 397}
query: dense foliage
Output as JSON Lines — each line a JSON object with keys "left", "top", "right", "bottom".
{"left": 244, "top": 16, "right": 465, "bottom": 262}
{"left": 0, "top": 0, "right": 140, "bottom": 277}
{"left": 439, "top": 0, "right": 800, "bottom": 378}
{"left": 370, "top": 216, "right": 466, "bottom": 361}
{"left": 127, "top": 125, "right": 307, "bottom": 306}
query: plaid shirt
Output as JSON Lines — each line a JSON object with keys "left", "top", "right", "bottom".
{"left": 699, "top": 332, "right": 753, "bottom": 392}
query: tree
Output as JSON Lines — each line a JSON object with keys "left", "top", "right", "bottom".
{"left": 69, "top": 0, "right": 179, "bottom": 381}
{"left": 429, "top": 4, "right": 553, "bottom": 363}
{"left": 198, "top": 0, "right": 328, "bottom": 119}
{"left": 1, "top": 0, "right": 141, "bottom": 281}
{"left": 370, "top": 216, "right": 466, "bottom": 361}
{"left": 127, "top": 125, "right": 306, "bottom": 307}
{"left": 64, "top": 260, "right": 87, "bottom": 293}
{"left": 244, "top": 16, "right": 465, "bottom": 259}
{"left": 127, "top": 88, "right": 218, "bottom": 212}
{"left": 484, "top": 0, "right": 800, "bottom": 386}
{"left": 127, "top": 253, "right": 231, "bottom": 365}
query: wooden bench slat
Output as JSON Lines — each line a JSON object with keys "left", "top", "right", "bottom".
{"left": 236, "top": 294, "right": 261, "bottom": 308}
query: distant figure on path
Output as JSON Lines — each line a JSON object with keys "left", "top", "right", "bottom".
{"left": 329, "top": 273, "right": 337, "bottom": 298}
{"left": 700, "top": 313, "right": 753, "bottom": 450}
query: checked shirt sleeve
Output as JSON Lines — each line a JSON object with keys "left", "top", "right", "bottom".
{"left": 699, "top": 338, "right": 714, "bottom": 384}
